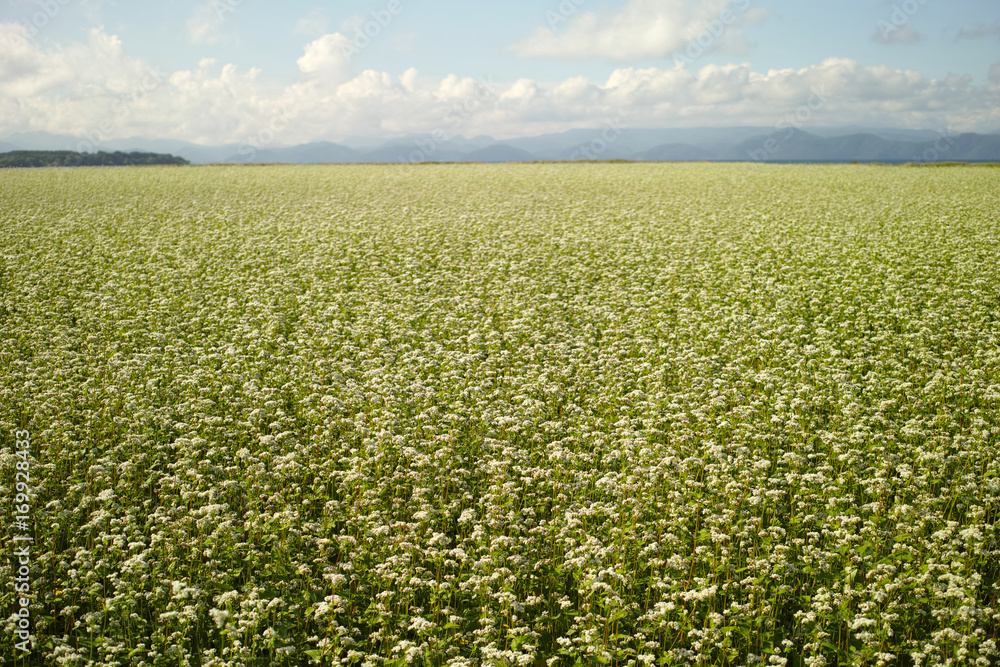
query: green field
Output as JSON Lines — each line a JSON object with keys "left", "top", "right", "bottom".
{"left": 1, "top": 164, "right": 999, "bottom": 666}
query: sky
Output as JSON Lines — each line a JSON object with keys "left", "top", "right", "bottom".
{"left": 0, "top": 0, "right": 998, "bottom": 147}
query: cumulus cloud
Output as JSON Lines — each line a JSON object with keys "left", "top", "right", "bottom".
{"left": 872, "top": 24, "right": 925, "bottom": 45}
{"left": 990, "top": 63, "right": 1000, "bottom": 85}
{"left": 2, "top": 24, "right": 999, "bottom": 146}
{"left": 510, "top": 0, "right": 760, "bottom": 61}
{"left": 0, "top": 23, "right": 160, "bottom": 105}
{"left": 296, "top": 33, "right": 354, "bottom": 83}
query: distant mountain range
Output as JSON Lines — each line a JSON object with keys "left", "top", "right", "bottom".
{"left": 3, "top": 127, "right": 999, "bottom": 165}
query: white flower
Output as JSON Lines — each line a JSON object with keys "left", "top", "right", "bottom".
{"left": 209, "top": 608, "right": 229, "bottom": 628}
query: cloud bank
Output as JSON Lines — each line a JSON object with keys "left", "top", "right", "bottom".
{"left": 1, "top": 22, "right": 999, "bottom": 146}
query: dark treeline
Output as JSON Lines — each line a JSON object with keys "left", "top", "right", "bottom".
{"left": 0, "top": 150, "right": 189, "bottom": 168}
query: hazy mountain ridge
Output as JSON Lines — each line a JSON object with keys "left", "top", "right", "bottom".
{"left": 460, "top": 144, "right": 538, "bottom": 163}
{"left": 3, "top": 128, "right": 998, "bottom": 164}
{"left": 728, "top": 129, "right": 1000, "bottom": 163}
{"left": 634, "top": 143, "right": 717, "bottom": 161}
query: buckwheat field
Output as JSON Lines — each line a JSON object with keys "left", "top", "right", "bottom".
{"left": 2, "top": 163, "right": 999, "bottom": 667}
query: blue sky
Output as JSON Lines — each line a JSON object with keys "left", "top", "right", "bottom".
{"left": 1, "top": 0, "right": 998, "bottom": 144}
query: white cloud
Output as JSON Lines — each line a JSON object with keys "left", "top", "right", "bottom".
{"left": 510, "top": 0, "right": 758, "bottom": 61}
{"left": 2, "top": 24, "right": 999, "bottom": 146}
{"left": 166, "top": 60, "right": 268, "bottom": 144}
{"left": 187, "top": 0, "right": 241, "bottom": 46}
{"left": 872, "top": 24, "right": 925, "bottom": 45}
{"left": 296, "top": 33, "right": 354, "bottom": 83}
{"left": 1, "top": 23, "right": 144, "bottom": 99}
{"left": 399, "top": 67, "right": 418, "bottom": 92}
{"left": 955, "top": 22, "right": 1000, "bottom": 41}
